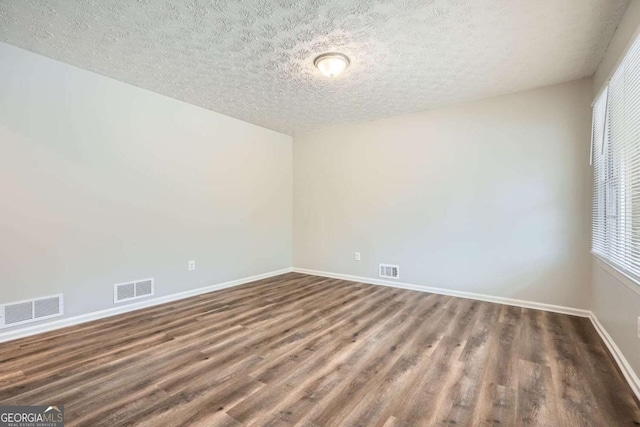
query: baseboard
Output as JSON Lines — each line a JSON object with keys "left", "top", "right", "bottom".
{"left": 292, "top": 267, "right": 591, "bottom": 317}
{"left": 0, "top": 267, "right": 293, "bottom": 344}
{"left": 589, "top": 313, "right": 640, "bottom": 402}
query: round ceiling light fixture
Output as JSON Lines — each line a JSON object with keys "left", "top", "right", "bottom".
{"left": 313, "top": 52, "right": 350, "bottom": 78}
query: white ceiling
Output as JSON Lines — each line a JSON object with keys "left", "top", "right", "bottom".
{"left": 0, "top": 0, "right": 630, "bottom": 136}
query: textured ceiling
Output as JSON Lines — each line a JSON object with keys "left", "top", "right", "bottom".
{"left": 0, "top": 0, "right": 630, "bottom": 136}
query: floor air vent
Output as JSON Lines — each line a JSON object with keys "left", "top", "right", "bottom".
{"left": 1, "top": 294, "right": 64, "bottom": 328}
{"left": 379, "top": 264, "right": 400, "bottom": 280}
{"left": 114, "top": 278, "right": 154, "bottom": 304}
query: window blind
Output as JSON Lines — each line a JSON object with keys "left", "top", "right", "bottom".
{"left": 592, "top": 33, "right": 640, "bottom": 284}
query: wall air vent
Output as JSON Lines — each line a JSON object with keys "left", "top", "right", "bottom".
{"left": 114, "top": 278, "right": 154, "bottom": 304}
{"left": 0, "top": 294, "right": 64, "bottom": 328}
{"left": 379, "top": 264, "right": 400, "bottom": 280}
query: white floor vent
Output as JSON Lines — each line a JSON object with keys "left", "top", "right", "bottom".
{"left": 114, "top": 278, "right": 154, "bottom": 304}
{"left": 379, "top": 264, "right": 400, "bottom": 280}
{"left": 0, "top": 294, "right": 64, "bottom": 328}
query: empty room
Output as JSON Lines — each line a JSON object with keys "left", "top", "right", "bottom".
{"left": 1, "top": 0, "right": 640, "bottom": 426}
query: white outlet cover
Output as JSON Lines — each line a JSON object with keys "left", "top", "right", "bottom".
{"left": 188, "top": 260, "right": 196, "bottom": 271}
{"left": 355, "top": 252, "right": 361, "bottom": 261}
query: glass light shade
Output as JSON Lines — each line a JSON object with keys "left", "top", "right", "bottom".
{"left": 314, "top": 53, "right": 350, "bottom": 78}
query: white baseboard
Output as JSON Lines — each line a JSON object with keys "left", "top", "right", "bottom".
{"left": 0, "top": 267, "right": 293, "bottom": 344}
{"left": 292, "top": 267, "right": 591, "bottom": 317}
{"left": 588, "top": 313, "right": 640, "bottom": 402}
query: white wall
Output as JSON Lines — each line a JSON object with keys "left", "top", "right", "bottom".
{"left": 0, "top": 43, "right": 292, "bottom": 327}
{"left": 591, "top": 0, "right": 640, "bottom": 378}
{"left": 294, "top": 79, "right": 593, "bottom": 309}
{"left": 592, "top": 261, "right": 640, "bottom": 377}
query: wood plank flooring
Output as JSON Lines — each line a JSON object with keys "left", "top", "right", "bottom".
{"left": 0, "top": 272, "right": 639, "bottom": 426}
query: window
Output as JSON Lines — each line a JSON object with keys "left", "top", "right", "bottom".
{"left": 592, "top": 34, "right": 640, "bottom": 284}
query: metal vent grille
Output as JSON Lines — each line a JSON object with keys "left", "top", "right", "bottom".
{"left": 1, "top": 294, "right": 63, "bottom": 328}
{"left": 5, "top": 302, "right": 33, "bottom": 325}
{"left": 34, "top": 297, "right": 61, "bottom": 318}
{"left": 114, "top": 278, "right": 154, "bottom": 304}
{"left": 116, "top": 283, "right": 135, "bottom": 302}
{"left": 379, "top": 264, "right": 400, "bottom": 280}
{"left": 135, "top": 280, "right": 153, "bottom": 297}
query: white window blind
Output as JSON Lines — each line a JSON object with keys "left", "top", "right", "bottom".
{"left": 592, "top": 33, "right": 640, "bottom": 284}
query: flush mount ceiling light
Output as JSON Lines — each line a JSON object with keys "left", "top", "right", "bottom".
{"left": 313, "top": 52, "right": 350, "bottom": 78}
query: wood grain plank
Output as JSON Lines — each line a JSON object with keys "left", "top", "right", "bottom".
{"left": 0, "top": 272, "right": 636, "bottom": 426}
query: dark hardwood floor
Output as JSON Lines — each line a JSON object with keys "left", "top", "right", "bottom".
{"left": 0, "top": 272, "right": 638, "bottom": 426}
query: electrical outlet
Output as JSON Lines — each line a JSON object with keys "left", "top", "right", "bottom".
{"left": 188, "top": 260, "right": 196, "bottom": 271}
{"left": 637, "top": 316, "right": 640, "bottom": 339}
{"left": 355, "top": 252, "right": 361, "bottom": 261}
